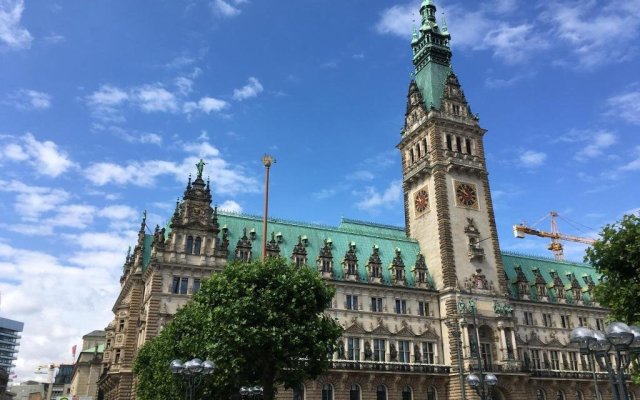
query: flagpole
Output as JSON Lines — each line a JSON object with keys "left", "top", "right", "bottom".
{"left": 261, "top": 155, "right": 274, "bottom": 262}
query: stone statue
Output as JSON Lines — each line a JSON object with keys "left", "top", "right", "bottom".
{"left": 364, "top": 341, "right": 373, "bottom": 360}
{"left": 196, "top": 159, "right": 206, "bottom": 177}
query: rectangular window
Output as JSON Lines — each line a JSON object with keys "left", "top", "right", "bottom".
{"left": 395, "top": 299, "right": 407, "bottom": 314}
{"left": 569, "top": 352, "right": 579, "bottom": 370}
{"left": 523, "top": 311, "right": 534, "bottom": 326}
{"left": 561, "top": 315, "right": 571, "bottom": 329}
{"left": 346, "top": 295, "right": 359, "bottom": 310}
{"left": 172, "top": 276, "right": 180, "bottom": 294}
{"left": 371, "top": 297, "right": 383, "bottom": 312}
{"left": 192, "top": 278, "right": 201, "bottom": 294}
{"left": 550, "top": 351, "right": 560, "bottom": 370}
{"left": 465, "top": 138, "right": 472, "bottom": 154}
{"left": 422, "top": 342, "right": 435, "bottom": 364}
{"left": 531, "top": 350, "right": 541, "bottom": 369}
{"left": 398, "top": 340, "right": 410, "bottom": 363}
{"left": 578, "top": 316, "right": 587, "bottom": 327}
{"left": 542, "top": 313, "right": 553, "bottom": 327}
{"left": 347, "top": 337, "right": 360, "bottom": 361}
{"left": 114, "top": 350, "right": 121, "bottom": 364}
{"left": 373, "top": 339, "right": 385, "bottom": 362}
{"left": 118, "top": 320, "right": 125, "bottom": 332}
{"left": 446, "top": 134, "right": 452, "bottom": 151}
{"left": 596, "top": 318, "right": 604, "bottom": 331}
{"left": 456, "top": 136, "right": 462, "bottom": 152}
{"left": 418, "top": 301, "right": 429, "bottom": 316}
{"left": 180, "top": 277, "right": 189, "bottom": 295}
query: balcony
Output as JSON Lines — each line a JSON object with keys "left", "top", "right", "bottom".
{"left": 329, "top": 360, "right": 450, "bottom": 374}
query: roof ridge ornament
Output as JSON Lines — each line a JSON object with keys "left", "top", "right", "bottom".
{"left": 196, "top": 159, "right": 206, "bottom": 178}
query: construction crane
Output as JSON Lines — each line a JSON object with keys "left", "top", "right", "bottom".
{"left": 35, "top": 363, "right": 60, "bottom": 400}
{"left": 513, "top": 211, "right": 596, "bottom": 260}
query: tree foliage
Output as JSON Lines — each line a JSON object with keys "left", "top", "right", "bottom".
{"left": 134, "top": 257, "right": 343, "bottom": 400}
{"left": 585, "top": 213, "right": 640, "bottom": 326}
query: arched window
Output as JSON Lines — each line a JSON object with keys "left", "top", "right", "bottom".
{"left": 293, "top": 385, "right": 304, "bottom": 400}
{"left": 426, "top": 386, "right": 437, "bottom": 400}
{"left": 410, "top": 148, "right": 415, "bottom": 163}
{"left": 402, "top": 386, "right": 412, "bottom": 400}
{"left": 194, "top": 237, "right": 202, "bottom": 255}
{"left": 377, "top": 385, "right": 387, "bottom": 400}
{"left": 557, "top": 390, "right": 566, "bottom": 400}
{"left": 575, "top": 390, "right": 584, "bottom": 400}
{"left": 536, "top": 389, "right": 546, "bottom": 400}
{"left": 416, "top": 144, "right": 421, "bottom": 158}
{"left": 186, "top": 236, "right": 194, "bottom": 254}
{"left": 322, "top": 384, "right": 333, "bottom": 400}
{"left": 350, "top": 384, "right": 361, "bottom": 400}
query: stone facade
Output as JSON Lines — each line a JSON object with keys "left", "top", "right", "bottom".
{"left": 97, "top": 1, "right": 638, "bottom": 400}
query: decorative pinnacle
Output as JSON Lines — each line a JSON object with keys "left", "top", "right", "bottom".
{"left": 442, "top": 12, "right": 448, "bottom": 32}
{"left": 262, "top": 154, "right": 275, "bottom": 168}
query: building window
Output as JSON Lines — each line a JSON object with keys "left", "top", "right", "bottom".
{"left": 578, "top": 316, "right": 587, "bottom": 327}
{"left": 410, "top": 148, "right": 415, "bottom": 164}
{"left": 524, "top": 311, "right": 534, "bottom": 326}
{"left": 465, "top": 138, "right": 472, "bottom": 154}
{"left": 456, "top": 136, "right": 462, "bottom": 152}
{"left": 346, "top": 295, "right": 358, "bottom": 310}
{"left": 180, "top": 277, "right": 188, "bottom": 295}
{"left": 542, "top": 313, "right": 553, "bottom": 327}
{"left": 596, "top": 318, "right": 605, "bottom": 331}
{"left": 194, "top": 237, "right": 202, "bottom": 255}
{"left": 373, "top": 339, "right": 385, "bottom": 361}
{"left": 402, "top": 386, "right": 412, "bottom": 400}
{"left": 557, "top": 390, "right": 565, "bottom": 400}
{"left": 536, "top": 389, "right": 546, "bottom": 400}
{"left": 423, "top": 342, "right": 435, "bottom": 364}
{"left": 576, "top": 391, "right": 584, "bottom": 400}
{"left": 423, "top": 138, "right": 429, "bottom": 155}
{"left": 550, "top": 351, "right": 560, "bottom": 370}
{"left": 172, "top": 276, "right": 181, "bottom": 294}
{"left": 322, "top": 385, "right": 333, "bottom": 400}
{"left": 446, "top": 134, "right": 452, "bottom": 151}
{"left": 398, "top": 340, "right": 410, "bottom": 363}
{"left": 427, "top": 387, "right": 437, "bottom": 400}
{"left": 371, "top": 297, "right": 383, "bottom": 312}
{"left": 321, "top": 259, "right": 332, "bottom": 273}
{"left": 395, "top": 299, "right": 407, "bottom": 314}
{"left": 418, "top": 301, "right": 429, "bottom": 316}
{"left": 186, "top": 236, "right": 194, "bottom": 254}
{"left": 416, "top": 144, "right": 421, "bottom": 159}
{"left": 118, "top": 320, "right": 125, "bottom": 332}
{"left": 293, "top": 386, "right": 304, "bottom": 400}
{"left": 568, "top": 352, "right": 578, "bottom": 370}
{"left": 114, "top": 350, "right": 121, "bottom": 364}
{"left": 350, "top": 385, "right": 361, "bottom": 400}
{"left": 560, "top": 315, "right": 571, "bottom": 329}
{"left": 376, "top": 385, "right": 387, "bottom": 400}
{"left": 531, "top": 350, "right": 541, "bottom": 369}
{"left": 347, "top": 337, "right": 360, "bottom": 361}
{"left": 192, "top": 278, "right": 201, "bottom": 294}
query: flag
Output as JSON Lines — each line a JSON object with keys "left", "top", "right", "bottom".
{"left": 72, "top": 345, "right": 77, "bottom": 359}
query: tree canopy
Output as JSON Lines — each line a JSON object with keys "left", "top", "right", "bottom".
{"left": 134, "top": 257, "right": 343, "bottom": 400}
{"left": 585, "top": 213, "right": 640, "bottom": 325}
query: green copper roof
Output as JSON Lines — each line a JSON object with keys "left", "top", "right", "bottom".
{"left": 414, "top": 66, "right": 451, "bottom": 110}
{"left": 217, "top": 212, "right": 431, "bottom": 287}
{"left": 502, "top": 252, "right": 600, "bottom": 304}
{"left": 142, "top": 234, "right": 153, "bottom": 270}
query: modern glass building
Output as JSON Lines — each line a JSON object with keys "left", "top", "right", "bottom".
{"left": 0, "top": 317, "right": 24, "bottom": 382}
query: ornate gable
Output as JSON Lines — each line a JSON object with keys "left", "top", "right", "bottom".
{"left": 345, "top": 322, "right": 367, "bottom": 335}
{"left": 367, "top": 246, "right": 383, "bottom": 283}
{"left": 234, "top": 227, "right": 252, "bottom": 261}
{"left": 265, "top": 231, "right": 280, "bottom": 258}
{"left": 389, "top": 248, "right": 406, "bottom": 285}
{"left": 440, "top": 73, "right": 474, "bottom": 119}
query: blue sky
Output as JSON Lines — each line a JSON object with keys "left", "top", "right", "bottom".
{"left": 1, "top": 0, "right": 639, "bottom": 383}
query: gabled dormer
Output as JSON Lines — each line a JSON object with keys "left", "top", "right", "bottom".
{"left": 317, "top": 239, "right": 334, "bottom": 277}
{"left": 367, "top": 246, "right": 382, "bottom": 283}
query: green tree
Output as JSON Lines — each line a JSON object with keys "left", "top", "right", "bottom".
{"left": 134, "top": 257, "right": 343, "bottom": 400}
{"left": 585, "top": 213, "right": 640, "bottom": 325}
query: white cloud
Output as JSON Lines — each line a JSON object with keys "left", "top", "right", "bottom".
{"left": 482, "top": 23, "right": 548, "bottom": 64}
{"left": 620, "top": 146, "right": 640, "bottom": 171}
{"left": 133, "top": 85, "right": 179, "bottom": 113}
{"left": 88, "top": 85, "right": 129, "bottom": 106}
{"left": 0, "top": 134, "right": 74, "bottom": 177}
{"left": 211, "top": 0, "right": 246, "bottom": 18}
{"left": 46, "top": 204, "right": 96, "bottom": 229}
{"left": 543, "top": 0, "right": 640, "bottom": 69}
{"left": 605, "top": 89, "right": 640, "bottom": 125}
{"left": 232, "top": 77, "right": 264, "bottom": 101}
{"left": 219, "top": 200, "right": 242, "bottom": 213}
{"left": 519, "top": 150, "right": 547, "bottom": 167}
{"left": 0, "top": 180, "right": 70, "bottom": 221}
{"left": 43, "top": 33, "right": 65, "bottom": 44}
{"left": 355, "top": 180, "right": 402, "bottom": 212}
{"left": 574, "top": 131, "right": 617, "bottom": 161}
{"left": 84, "top": 142, "right": 259, "bottom": 195}
{"left": 375, "top": 3, "right": 414, "bottom": 37}
{"left": 184, "top": 97, "right": 229, "bottom": 114}
{"left": 98, "top": 205, "right": 138, "bottom": 221}
{"left": 347, "top": 170, "right": 375, "bottom": 181}
{"left": 8, "top": 89, "right": 52, "bottom": 110}
{"left": 0, "top": 0, "right": 32, "bottom": 50}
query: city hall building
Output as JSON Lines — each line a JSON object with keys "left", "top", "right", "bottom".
{"left": 98, "top": 1, "right": 637, "bottom": 400}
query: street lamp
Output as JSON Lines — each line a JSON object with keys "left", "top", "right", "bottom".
{"left": 240, "top": 385, "right": 264, "bottom": 399}
{"left": 570, "top": 322, "right": 640, "bottom": 400}
{"left": 170, "top": 358, "right": 215, "bottom": 400}
{"left": 459, "top": 299, "right": 498, "bottom": 400}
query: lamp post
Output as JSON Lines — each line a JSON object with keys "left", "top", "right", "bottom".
{"left": 261, "top": 154, "right": 274, "bottom": 262}
{"left": 458, "top": 299, "right": 498, "bottom": 400}
{"left": 569, "top": 323, "right": 640, "bottom": 400}
{"left": 170, "top": 358, "right": 215, "bottom": 400}
{"left": 240, "top": 385, "right": 264, "bottom": 400}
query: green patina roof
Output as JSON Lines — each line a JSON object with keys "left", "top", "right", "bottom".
{"left": 81, "top": 343, "right": 105, "bottom": 354}
{"left": 414, "top": 64, "right": 451, "bottom": 111}
{"left": 502, "top": 252, "right": 600, "bottom": 304}
{"left": 217, "top": 212, "right": 431, "bottom": 287}
{"left": 142, "top": 234, "right": 153, "bottom": 270}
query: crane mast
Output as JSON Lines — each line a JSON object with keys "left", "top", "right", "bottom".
{"left": 513, "top": 211, "right": 596, "bottom": 260}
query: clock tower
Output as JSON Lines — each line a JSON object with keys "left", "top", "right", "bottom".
{"left": 398, "top": 0, "right": 507, "bottom": 296}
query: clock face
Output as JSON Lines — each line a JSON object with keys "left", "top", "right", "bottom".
{"left": 455, "top": 181, "right": 479, "bottom": 209}
{"left": 414, "top": 188, "right": 429, "bottom": 214}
